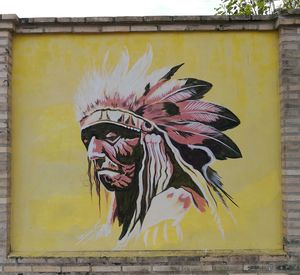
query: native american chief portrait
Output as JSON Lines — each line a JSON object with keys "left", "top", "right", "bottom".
{"left": 75, "top": 48, "right": 242, "bottom": 246}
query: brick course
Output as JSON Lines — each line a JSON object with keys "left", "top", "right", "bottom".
{"left": 0, "top": 10, "right": 299, "bottom": 274}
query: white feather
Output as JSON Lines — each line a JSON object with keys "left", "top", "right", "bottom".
{"left": 74, "top": 47, "right": 154, "bottom": 121}
{"left": 119, "top": 48, "right": 152, "bottom": 98}
{"left": 145, "top": 66, "right": 171, "bottom": 87}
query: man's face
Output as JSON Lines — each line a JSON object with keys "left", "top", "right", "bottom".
{"left": 81, "top": 123, "right": 141, "bottom": 191}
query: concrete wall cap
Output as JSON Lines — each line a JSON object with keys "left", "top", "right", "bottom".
{"left": 0, "top": 14, "right": 19, "bottom": 21}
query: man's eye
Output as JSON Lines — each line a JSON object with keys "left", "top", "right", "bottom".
{"left": 105, "top": 132, "right": 119, "bottom": 143}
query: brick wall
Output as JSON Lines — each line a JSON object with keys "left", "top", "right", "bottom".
{"left": 279, "top": 11, "right": 300, "bottom": 258}
{"left": 0, "top": 11, "right": 299, "bottom": 274}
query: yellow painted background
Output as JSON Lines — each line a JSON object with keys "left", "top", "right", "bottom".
{"left": 11, "top": 32, "right": 282, "bottom": 255}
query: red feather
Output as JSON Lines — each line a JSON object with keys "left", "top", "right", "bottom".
{"left": 163, "top": 84, "right": 207, "bottom": 103}
{"left": 176, "top": 101, "right": 239, "bottom": 125}
{"left": 142, "top": 100, "right": 239, "bottom": 131}
{"left": 165, "top": 122, "right": 218, "bottom": 145}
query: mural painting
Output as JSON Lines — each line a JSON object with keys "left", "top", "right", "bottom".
{"left": 10, "top": 33, "right": 282, "bottom": 255}
{"left": 75, "top": 48, "right": 242, "bottom": 248}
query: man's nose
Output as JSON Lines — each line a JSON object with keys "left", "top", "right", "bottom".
{"left": 87, "top": 136, "right": 106, "bottom": 161}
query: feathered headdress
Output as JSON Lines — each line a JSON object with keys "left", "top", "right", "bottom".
{"left": 75, "top": 48, "right": 242, "bottom": 241}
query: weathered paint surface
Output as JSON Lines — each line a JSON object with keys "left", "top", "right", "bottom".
{"left": 10, "top": 32, "right": 282, "bottom": 255}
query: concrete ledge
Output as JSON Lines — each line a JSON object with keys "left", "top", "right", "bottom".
{"left": 0, "top": 12, "right": 298, "bottom": 33}
{"left": 280, "top": 8, "right": 300, "bottom": 15}
{"left": 15, "top": 14, "right": 279, "bottom": 26}
{"left": 14, "top": 23, "right": 277, "bottom": 33}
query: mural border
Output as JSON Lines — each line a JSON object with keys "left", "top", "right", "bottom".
{"left": 0, "top": 11, "right": 299, "bottom": 273}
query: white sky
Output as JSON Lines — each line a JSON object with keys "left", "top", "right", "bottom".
{"left": 0, "top": 0, "right": 222, "bottom": 17}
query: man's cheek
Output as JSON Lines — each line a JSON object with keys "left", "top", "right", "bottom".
{"left": 114, "top": 139, "right": 137, "bottom": 157}
{"left": 102, "top": 142, "right": 118, "bottom": 160}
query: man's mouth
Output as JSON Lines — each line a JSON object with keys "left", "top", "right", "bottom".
{"left": 97, "top": 169, "right": 121, "bottom": 188}
{"left": 97, "top": 169, "right": 121, "bottom": 177}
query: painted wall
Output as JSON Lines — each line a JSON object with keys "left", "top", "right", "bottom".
{"left": 10, "top": 32, "right": 282, "bottom": 255}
